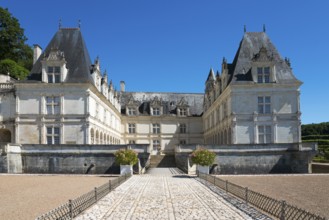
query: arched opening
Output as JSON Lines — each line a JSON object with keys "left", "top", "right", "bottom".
{"left": 95, "top": 130, "right": 99, "bottom": 144}
{"left": 100, "top": 132, "right": 103, "bottom": 144}
{"left": 0, "top": 129, "right": 11, "bottom": 143}
{"left": 90, "top": 128, "right": 94, "bottom": 144}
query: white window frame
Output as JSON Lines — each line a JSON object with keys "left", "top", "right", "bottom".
{"left": 258, "top": 96, "right": 271, "bottom": 114}
{"left": 179, "top": 108, "right": 187, "bottom": 116}
{"left": 47, "top": 66, "right": 61, "bottom": 83}
{"left": 258, "top": 125, "right": 271, "bottom": 144}
{"left": 257, "top": 67, "right": 270, "bottom": 83}
{"left": 128, "top": 107, "right": 137, "bottom": 116}
{"left": 152, "top": 123, "right": 160, "bottom": 134}
{"left": 153, "top": 139, "right": 160, "bottom": 151}
{"left": 152, "top": 107, "right": 160, "bottom": 116}
{"left": 180, "top": 123, "right": 186, "bottom": 134}
{"left": 128, "top": 123, "right": 136, "bottom": 134}
{"left": 46, "top": 96, "right": 60, "bottom": 115}
{"left": 46, "top": 126, "right": 60, "bottom": 144}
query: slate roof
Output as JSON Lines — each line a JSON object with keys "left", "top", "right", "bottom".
{"left": 228, "top": 32, "right": 301, "bottom": 85}
{"left": 121, "top": 92, "right": 204, "bottom": 116}
{"left": 28, "top": 28, "right": 93, "bottom": 83}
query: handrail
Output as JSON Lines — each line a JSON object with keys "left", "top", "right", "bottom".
{"left": 198, "top": 172, "right": 326, "bottom": 220}
{"left": 35, "top": 174, "right": 131, "bottom": 220}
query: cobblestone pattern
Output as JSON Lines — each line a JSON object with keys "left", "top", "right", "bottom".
{"left": 76, "top": 170, "right": 272, "bottom": 220}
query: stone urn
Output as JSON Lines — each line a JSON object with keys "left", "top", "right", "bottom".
{"left": 120, "top": 165, "right": 133, "bottom": 175}
{"left": 197, "top": 165, "right": 209, "bottom": 174}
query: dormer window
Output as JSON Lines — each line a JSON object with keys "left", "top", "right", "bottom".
{"left": 47, "top": 66, "right": 61, "bottom": 83}
{"left": 179, "top": 108, "right": 187, "bottom": 116}
{"left": 152, "top": 107, "right": 160, "bottom": 116}
{"left": 41, "top": 48, "right": 67, "bottom": 83}
{"left": 128, "top": 107, "right": 137, "bottom": 116}
{"left": 257, "top": 67, "right": 270, "bottom": 83}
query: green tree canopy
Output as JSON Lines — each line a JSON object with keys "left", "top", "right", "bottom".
{"left": 302, "top": 122, "right": 329, "bottom": 136}
{"left": 0, "top": 7, "right": 32, "bottom": 76}
{"left": 0, "top": 59, "right": 29, "bottom": 80}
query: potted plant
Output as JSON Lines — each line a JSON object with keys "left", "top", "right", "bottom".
{"left": 115, "top": 149, "right": 138, "bottom": 175}
{"left": 190, "top": 148, "right": 216, "bottom": 174}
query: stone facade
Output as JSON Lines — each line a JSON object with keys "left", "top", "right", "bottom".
{"left": 0, "top": 28, "right": 302, "bottom": 156}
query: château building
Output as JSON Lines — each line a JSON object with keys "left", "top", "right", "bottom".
{"left": 0, "top": 27, "right": 302, "bottom": 155}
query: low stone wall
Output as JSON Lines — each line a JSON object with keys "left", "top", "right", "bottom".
{"left": 175, "top": 143, "right": 317, "bottom": 174}
{"left": 312, "top": 163, "right": 329, "bottom": 173}
{"left": 1, "top": 144, "right": 150, "bottom": 174}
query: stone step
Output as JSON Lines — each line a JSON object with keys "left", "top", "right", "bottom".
{"left": 150, "top": 155, "right": 176, "bottom": 168}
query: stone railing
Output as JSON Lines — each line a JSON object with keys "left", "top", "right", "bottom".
{"left": 0, "top": 83, "right": 14, "bottom": 90}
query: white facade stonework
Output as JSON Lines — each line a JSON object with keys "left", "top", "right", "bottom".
{"left": 0, "top": 28, "right": 302, "bottom": 153}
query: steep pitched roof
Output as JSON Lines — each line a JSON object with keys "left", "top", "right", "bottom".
{"left": 228, "top": 32, "right": 300, "bottom": 84}
{"left": 28, "top": 28, "right": 93, "bottom": 83}
{"left": 121, "top": 92, "right": 204, "bottom": 116}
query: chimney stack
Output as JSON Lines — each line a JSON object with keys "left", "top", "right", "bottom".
{"left": 33, "top": 44, "right": 42, "bottom": 64}
{"left": 120, "top": 81, "right": 125, "bottom": 92}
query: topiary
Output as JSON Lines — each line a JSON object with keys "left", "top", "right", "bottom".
{"left": 115, "top": 149, "right": 138, "bottom": 165}
{"left": 190, "top": 148, "right": 216, "bottom": 166}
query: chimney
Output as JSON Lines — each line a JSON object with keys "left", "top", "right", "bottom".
{"left": 120, "top": 81, "right": 125, "bottom": 92}
{"left": 33, "top": 44, "right": 42, "bottom": 64}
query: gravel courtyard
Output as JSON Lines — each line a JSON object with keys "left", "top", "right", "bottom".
{"left": 0, "top": 174, "right": 328, "bottom": 219}
{"left": 0, "top": 174, "right": 115, "bottom": 220}
{"left": 219, "top": 174, "right": 329, "bottom": 218}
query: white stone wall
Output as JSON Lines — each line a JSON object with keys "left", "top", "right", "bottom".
{"left": 122, "top": 116, "right": 203, "bottom": 153}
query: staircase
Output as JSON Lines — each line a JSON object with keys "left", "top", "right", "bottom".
{"left": 150, "top": 155, "right": 176, "bottom": 168}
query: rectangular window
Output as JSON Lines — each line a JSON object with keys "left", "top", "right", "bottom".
{"left": 128, "top": 123, "right": 136, "bottom": 134}
{"left": 47, "top": 126, "right": 60, "bottom": 144}
{"left": 152, "top": 107, "right": 160, "bottom": 116}
{"left": 152, "top": 123, "right": 160, "bottom": 134}
{"left": 46, "top": 96, "right": 60, "bottom": 114}
{"left": 128, "top": 140, "right": 136, "bottom": 144}
{"left": 258, "top": 96, "right": 271, "bottom": 114}
{"left": 180, "top": 108, "right": 187, "bottom": 116}
{"left": 153, "top": 140, "right": 160, "bottom": 151}
{"left": 180, "top": 124, "right": 186, "bottom": 133}
{"left": 258, "top": 125, "right": 271, "bottom": 144}
{"left": 47, "top": 66, "right": 60, "bottom": 83}
{"left": 128, "top": 108, "right": 136, "bottom": 116}
{"left": 257, "top": 67, "right": 270, "bottom": 83}
{"left": 179, "top": 140, "right": 186, "bottom": 145}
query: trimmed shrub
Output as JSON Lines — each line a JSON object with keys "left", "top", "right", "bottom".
{"left": 115, "top": 149, "right": 138, "bottom": 165}
{"left": 190, "top": 148, "right": 216, "bottom": 166}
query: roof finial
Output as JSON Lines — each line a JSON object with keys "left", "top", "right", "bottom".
{"left": 244, "top": 25, "right": 246, "bottom": 33}
{"left": 263, "top": 24, "right": 266, "bottom": 32}
{"left": 59, "top": 18, "right": 62, "bottom": 29}
{"left": 78, "top": 19, "right": 81, "bottom": 29}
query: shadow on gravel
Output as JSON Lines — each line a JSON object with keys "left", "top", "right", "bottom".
{"left": 195, "top": 178, "right": 273, "bottom": 220}
{"left": 172, "top": 175, "right": 191, "bottom": 178}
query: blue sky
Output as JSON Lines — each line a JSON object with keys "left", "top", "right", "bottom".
{"left": 1, "top": 0, "right": 328, "bottom": 124}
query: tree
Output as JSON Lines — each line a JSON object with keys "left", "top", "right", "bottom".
{"left": 0, "top": 59, "right": 29, "bottom": 80}
{"left": 0, "top": 7, "right": 32, "bottom": 76}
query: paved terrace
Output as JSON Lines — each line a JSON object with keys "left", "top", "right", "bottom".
{"left": 76, "top": 168, "right": 272, "bottom": 220}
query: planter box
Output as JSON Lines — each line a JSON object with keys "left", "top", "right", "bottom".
{"left": 120, "top": 165, "right": 133, "bottom": 175}
{"left": 197, "top": 165, "right": 209, "bottom": 174}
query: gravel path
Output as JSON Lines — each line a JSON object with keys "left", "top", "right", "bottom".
{"left": 219, "top": 174, "right": 329, "bottom": 218}
{"left": 0, "top": 174, "right": 115, "bottom": 220}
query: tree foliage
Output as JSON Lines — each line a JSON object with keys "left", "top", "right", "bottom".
{"left": 301, "top": 122, "right": 329, "bottom": 136}
{"left": 0, "top": 7, "right": 32, "bottom": 78}
{"left": 0, "top": 59, "right": 29, "bottom": 80}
